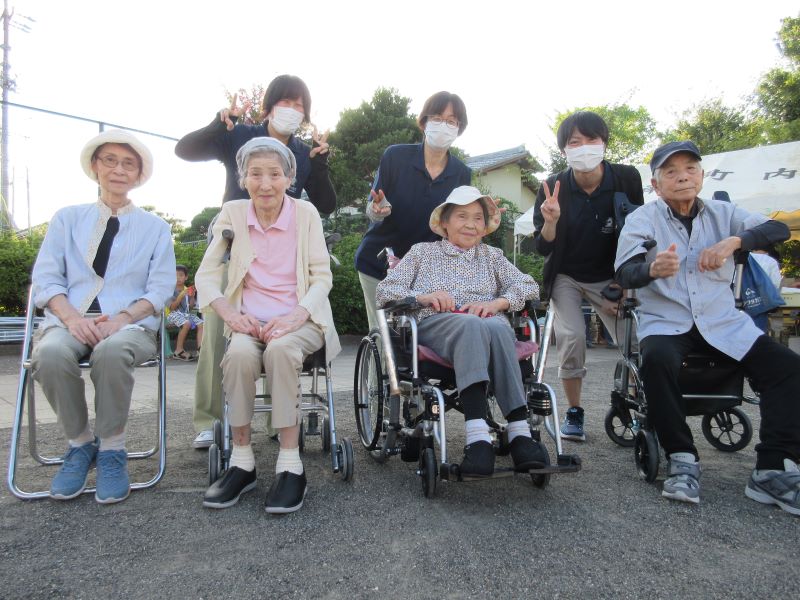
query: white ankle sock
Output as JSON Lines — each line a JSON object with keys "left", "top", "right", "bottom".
{"left": 99, "top": 432, "right": 126, "bottom": 452}
{"left": 230, "top": 444, "right": 255, "bottom": 472}
{"left": 69, "top": 425, "right": 95, "bottom": 448}
{"left": 276, "top": 447, "right": 303, "bottom": 475}
{"left": 506, "top": 420, "right": 531, "bottom": 443}
{"left": 465, "top": 419, "right": 491, "bottom": 445}
{"left": 670, "top": 452, "right": 696, "bottom": 464}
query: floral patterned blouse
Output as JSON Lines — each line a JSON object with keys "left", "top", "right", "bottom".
{"left": 376, "top": 240, "right": 539, "bottom": 322}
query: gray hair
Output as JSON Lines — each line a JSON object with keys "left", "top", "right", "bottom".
{"left": 236, "top": 136, "right": 297, "bottom": 188}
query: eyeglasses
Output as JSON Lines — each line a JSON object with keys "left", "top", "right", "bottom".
{"left": 96, "top": 155, "right": 139, "bottom": 172}
{"left": 427, "top": 116, "right": 459, "bottom": 129}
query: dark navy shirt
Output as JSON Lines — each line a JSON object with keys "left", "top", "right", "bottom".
{"left": 354, "top": 144, "right": 472, "bottom": 280}
{"left": 560, "top": 163, "right": 616, "bottom": 283}
{"left": 175, "top": 115, "right": 336, "bottom": 213}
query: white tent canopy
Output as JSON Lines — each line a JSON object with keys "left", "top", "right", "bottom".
{"left": 514, "top": 140, "right": 800, "bottom": 238}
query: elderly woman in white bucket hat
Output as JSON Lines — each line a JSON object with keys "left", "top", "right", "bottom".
{"left": 376, "top": 185, "right": 545, "bottom": 477}
{"left": 30, "top": 129, "right": 176, "bottom": 504}
{"left": 195, "top": 136, "right": 340, "bottom": 514}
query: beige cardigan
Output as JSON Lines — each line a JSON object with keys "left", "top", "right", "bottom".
{"left": 195, "top": 198, "right": 341, "bottom": 362}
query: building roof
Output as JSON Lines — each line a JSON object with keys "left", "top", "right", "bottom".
{"left": 465, "top": 145, "right": 543, "bottom": 174}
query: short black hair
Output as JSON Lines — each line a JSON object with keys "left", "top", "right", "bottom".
{"left": 418, "top": 91, "right": 468, "bottom": 135}
{"left": 176, "top": 264, "right": 188, "bottom": 276}
{"left": 556, "top": 111, "right": 609, "bottom": 151}
{"left": 262, "top": 75, "right": 312, "bottom": 122}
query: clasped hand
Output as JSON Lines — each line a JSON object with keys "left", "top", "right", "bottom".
{"left": 417, "top": 291, "right": 502, "bottom": 317}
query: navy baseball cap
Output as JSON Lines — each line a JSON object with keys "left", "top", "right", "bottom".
{"left": 650, "top": 141, "right": 702, "bottom": 173}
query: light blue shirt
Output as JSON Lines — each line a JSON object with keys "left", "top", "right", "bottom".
{"left": 615, "top": 197, "right": 767, "bottom": 360}
{"left": 32, "top": 200, "right": 176, "bottom": 332}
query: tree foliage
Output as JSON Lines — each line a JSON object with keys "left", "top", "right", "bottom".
{"left": 661, "top": 99, "right": 764, "bottom": 154}
{"left": 176, "top": 206, "right": 221, "bottom": 243}
{"left": 757, "top": 15, "right": 800, "bottom": 143}
{"left": 547, "top": 103, "right": 657, "bottom": 173}
{"left": 0, "top": 232, "right": 42, "bottom": 315}
{"left": 328, "top": 87, "right": 422, "bottom": 211}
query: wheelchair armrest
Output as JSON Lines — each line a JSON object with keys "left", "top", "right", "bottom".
{"left": 381, "top": 296, "right": 420, "bottom": 314}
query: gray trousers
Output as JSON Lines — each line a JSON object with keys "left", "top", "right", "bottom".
{"left": 30, "top": 325, "right": 157, "bottom": 439}
{"left": 416, "top": 313, "right": 526, "bottom": 417}
{"left": 358, "top": 271, "right": 381, "bottom": 334}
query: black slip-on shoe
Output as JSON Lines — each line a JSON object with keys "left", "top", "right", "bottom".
{"left": 460, "top": 441, "right": 495, "bottom": 478}
{"left": 509, "top": 435, "right": 548, "bottom": 472}
{"left": 203, "top": 467, "right": 257, "bottom": 509}
{"left": 265, "top": 471, "right": 307, "bottom": 514}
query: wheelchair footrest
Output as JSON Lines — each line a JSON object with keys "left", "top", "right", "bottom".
{"left": 439, "top": 458, "right": 581, "bottom": 482}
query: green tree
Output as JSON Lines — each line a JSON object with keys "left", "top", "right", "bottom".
{"left": 328, "top": 87, "right": 422, "bottom": 213}
{"left": 661, "top": 99, "right": 764, "bottom": 154}
{"left": 0, "top": 232, "right": 42, "bottom": 315}
{"left": 546, "top": 103, "right": 658, "bottom": 173}
{"left": 140, "top": 205, "right": 185, "bottom": 237}
{"left": 329, "top": 233, "right": 369, "bottom": 334}
{"left": 177, "top": 206, "right": 221, "bottom": 243}
{"left": 757, "top": 15, "right": 800, "bottom": 143}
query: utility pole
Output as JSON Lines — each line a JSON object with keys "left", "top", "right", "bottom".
{"left": 2, "top": 0, "right": 12, "bottom": 213}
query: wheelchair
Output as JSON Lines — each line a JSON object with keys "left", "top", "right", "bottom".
{"left": 353, "top": 298, "right": 581, "bottom": 498}
{"left": 7, "top": 288, "right": 167, "bottom": 500}
{"left": 604, "top": 242, "right": 756, "bottom": 482}
{"left": 207, "top": 344, "right": 354, "bottom": 486}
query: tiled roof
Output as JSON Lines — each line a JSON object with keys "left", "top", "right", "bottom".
{"left": 465, "top": 145, "right": 540, "bottom": 173}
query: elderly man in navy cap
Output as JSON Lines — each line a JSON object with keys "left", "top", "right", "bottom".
{"left": 614, "top": 140, "right": 800, "bottom": 514}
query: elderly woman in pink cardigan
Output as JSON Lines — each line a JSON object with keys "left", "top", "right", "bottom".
{"left": 195, "top": 137, "right": 340, "bottom": 514}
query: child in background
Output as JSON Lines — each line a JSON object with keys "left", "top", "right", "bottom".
{"left": 168, "top": 265, "right": 204, "bottom": 360}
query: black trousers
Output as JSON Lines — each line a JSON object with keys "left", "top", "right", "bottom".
{"left": 640, "top": 327, "right": 800, "bottom": 470}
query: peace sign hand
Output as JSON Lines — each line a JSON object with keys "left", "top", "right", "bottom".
{"left": 540, "top": 180, "right": 561, "bottom": 224}
{"left": 309, "top": 126, "right": 330, "bottom": 158}
{"left": 219, "top": 93, "right": 252, "bottom": 131}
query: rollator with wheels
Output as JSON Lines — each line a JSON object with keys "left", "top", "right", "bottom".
{"left": 7, "top": 289, "right": 168, "bottom": 500}
{"left": 605, "top": 240, "right": 756, "bottom": 482}
{"left": 353, "top": 297, "right": 580, "bottom": 498}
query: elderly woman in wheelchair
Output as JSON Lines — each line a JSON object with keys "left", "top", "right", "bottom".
{"left": 195, "top": 137, "right": 340, "bottom": 513}
{"left": 29, "top": 130, "right": 176, "bottom": 504}
{"left": 374, "top": 186, "right": 549, "bottom": 479}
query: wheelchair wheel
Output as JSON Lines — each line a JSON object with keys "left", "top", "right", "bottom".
{"left": 353, "top": 333, "right": 387, "bottom": 451}
{"left": 604, "top": 406, "right": 635, "bottom": 447}
{"left": 337, "top": 438, "right": 354, "bottom": 482}
{"left": 208, "top": 444, "right": 221, "bottom": 486}
{"left": 634, "top": 430, "right": 660, "bottom": 482}
{"left": 299, "top": 418, "right": 305, "bottom": 454}
{"left": 321, "top": 416, "right": 331, "bottom": 453}
{"left": 530, "top": 445, "right": 551, "bottom": 489}
{"left": 701, "top": 407, "right": 752, "bottom": 452}
{"left": 419, "top": 447, "right": 437, "bottom": 498}
{"left": 212, "top": 419, "right": 223, "bottom": 449}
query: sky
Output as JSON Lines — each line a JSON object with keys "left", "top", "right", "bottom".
{"left": 3, "top": 0, "right": 798, "bottom": 228}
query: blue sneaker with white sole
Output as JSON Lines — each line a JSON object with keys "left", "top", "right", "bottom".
{"left": 95, "top": 449, "right": 130, "bottom": 504}
{"left": 560, "top": 407, "right": 586, "bottom": 441}
{"left": 50, "top": 439, "right": 99, "bottom": 500}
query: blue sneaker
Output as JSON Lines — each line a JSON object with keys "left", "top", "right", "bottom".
{"left": 561, "top": 407, "right": 586, "bottom": 441}
{"left": 95, "top": 449, "right": 130, "bottom": 504}
{"left": 50, "top": 439, "right": 99, "bottom": 500}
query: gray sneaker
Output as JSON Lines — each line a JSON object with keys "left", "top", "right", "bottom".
{"left": 662, "top": 459, "right": 701, "bottom": 504}
{"left": 745, "top": 459, "right": 800, "bottom": 517}
{"left": 193, "top": 429, "right": 213, "bottom": 449}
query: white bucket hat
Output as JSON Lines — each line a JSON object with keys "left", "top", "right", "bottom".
{"left": 80, "top": 129, "right": 154, "bottom": 187}
{"left": 429, "top": 185, "right": 501, "bottom": 237}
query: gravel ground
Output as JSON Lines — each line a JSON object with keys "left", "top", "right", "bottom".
{"left": 1, "top": 348, "right": 798, "bottom": 599}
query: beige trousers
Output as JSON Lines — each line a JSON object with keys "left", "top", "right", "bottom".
{"left": 30, "top": 325, "right": 157, "bottom": 439}
{"left": 358, "top": 271, "right": 381, "bottom": 334}
{"left": 221, "top": 321, "right": 324, "bottom": 428}
{"left": 550, "top": 274, "right": 634, "bottom": 379}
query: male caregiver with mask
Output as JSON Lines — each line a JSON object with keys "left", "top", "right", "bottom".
{"left": 532, "top": 111, "right": 644, "bottom": 442}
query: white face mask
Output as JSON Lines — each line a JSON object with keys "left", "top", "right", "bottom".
{"left": 269, "top": 106, "right": 304, "bottom": 136}
{"left": 564, "top": 144, "right": 605, "bottom": 172}
{"left": 424, "top": 121, "right": 458, "bottom": 150}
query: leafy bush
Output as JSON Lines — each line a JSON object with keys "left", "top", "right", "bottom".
{"left": 514, "top": 252, "right": 545, "bottom": 287}
{"left": 0, "top": 232, "right": 43, "bottom": 315}
{"left": 174, "top": 242, "right": 208, "bottom": 284}
{"left": 329, "top": 233, "right": 369, "bottom": 335}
